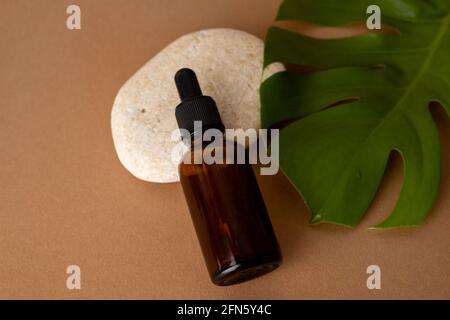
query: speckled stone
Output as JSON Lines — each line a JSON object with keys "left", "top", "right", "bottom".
{"left": 111, "top": 28, "right": 284, "bottom": 183}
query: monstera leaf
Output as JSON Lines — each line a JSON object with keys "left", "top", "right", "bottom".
{"left": 261, "top": 0, "right": 450, "bottom": 228}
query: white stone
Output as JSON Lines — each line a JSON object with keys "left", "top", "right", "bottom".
{"left": 111, "top": 28, "right": 284, "bottom": 183}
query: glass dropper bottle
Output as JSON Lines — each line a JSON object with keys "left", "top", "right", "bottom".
{"left": 175, "top": 68, "right": 282, "bottom": 286}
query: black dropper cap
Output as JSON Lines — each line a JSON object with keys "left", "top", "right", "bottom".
{"left": 174, "top": 68, "right": 224, "bottom": 135}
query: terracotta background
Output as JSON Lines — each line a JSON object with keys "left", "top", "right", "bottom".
{"left": 0, "top": 0, "right": 449, "bottom": 299}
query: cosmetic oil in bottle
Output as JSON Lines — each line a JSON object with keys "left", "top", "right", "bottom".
{"left": 174, "top": 68, "right": 282, "bottom": 286}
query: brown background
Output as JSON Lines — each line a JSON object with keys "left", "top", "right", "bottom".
{"left": 0, "top": 0, "right": 449, "bottom": 299}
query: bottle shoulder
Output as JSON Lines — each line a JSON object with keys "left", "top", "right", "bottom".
{"left": 178, "top": 139, "right": 248, "bottom": 177}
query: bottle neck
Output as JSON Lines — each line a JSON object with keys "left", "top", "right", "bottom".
{"left": 185, "top": 127, "right": 225, "bottom": 149}
{"left": 185, "top": 131, "right": 203, "bottom": 150}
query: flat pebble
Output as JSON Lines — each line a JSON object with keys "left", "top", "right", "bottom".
{"left": 111, "top": 28, "right": 283, "bottom": 183}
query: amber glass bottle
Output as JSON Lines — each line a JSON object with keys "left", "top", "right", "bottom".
{"left": 175, "top": 68, "right": 282, "bottom": 286}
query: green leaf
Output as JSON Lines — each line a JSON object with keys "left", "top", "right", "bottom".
{"left": 261, "top": 0, "right": 450, "bottom": 228}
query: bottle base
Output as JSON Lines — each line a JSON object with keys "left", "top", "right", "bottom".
{"left": 212, "top": 259, "right": 281, "bottom": 286}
